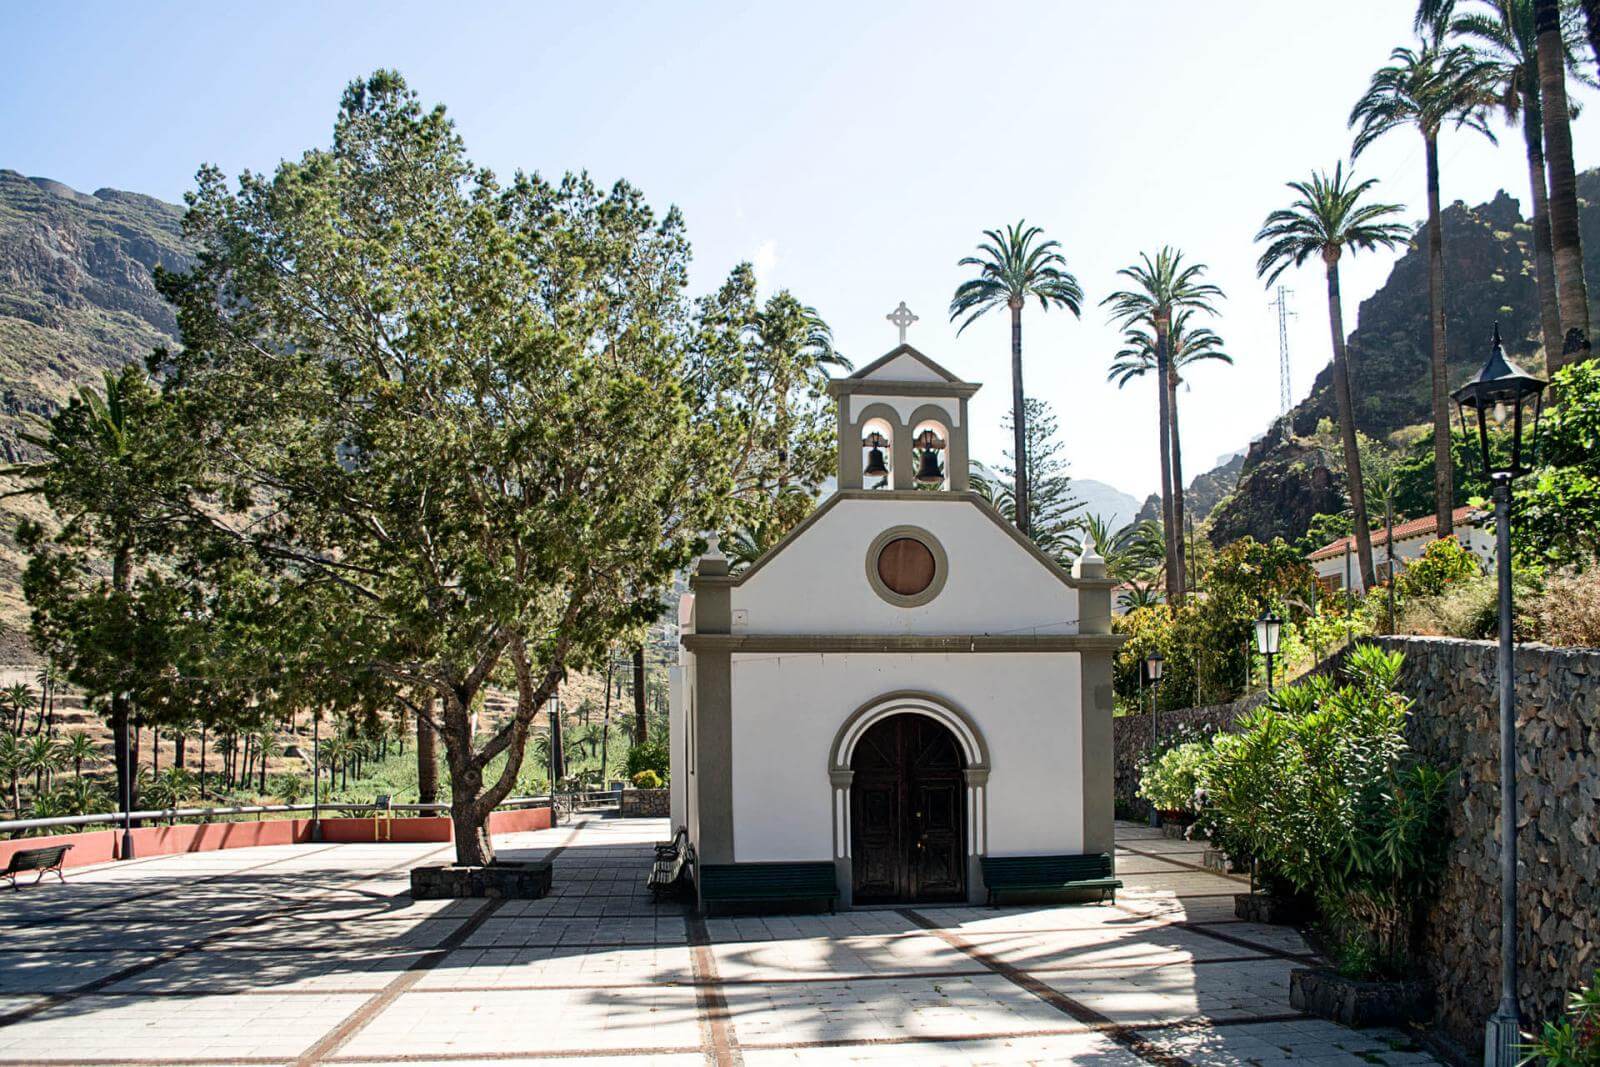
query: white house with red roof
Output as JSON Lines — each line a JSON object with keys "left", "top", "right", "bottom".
{"left": 1306, "top": 505, "right": 1494, "bottom": 594}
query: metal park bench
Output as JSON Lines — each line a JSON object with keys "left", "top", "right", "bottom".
{"left": 2, "top": 844, "right": 73, "bottom": 889}
{"left": 697, "top": 861, "right": 837, "bottom": 914}
{"left": 980, "top": 853, "right": 1122, "bottom": 906}
{"left": 647, "top": 828, "right": 693, "bottom": 900}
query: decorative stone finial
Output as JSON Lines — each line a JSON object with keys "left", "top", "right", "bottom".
{"left": 704, "top": 533, "right": 725, "bottom": 561}
{"left": 1073, "top": 532, "right": 1106, "bottom": 581}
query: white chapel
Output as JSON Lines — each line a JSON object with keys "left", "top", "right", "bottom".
{"left": 668, "top": 321, "right": 1122, "bottom": 909}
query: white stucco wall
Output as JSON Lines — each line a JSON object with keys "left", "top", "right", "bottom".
{"left": 1312, "top": 527, "right": 1495, "bottom": 594}
{"left": 728, "top": 652, "right": 1084, "bottom": 863}
{"left": 732, "top": 498, "right": 1080, "bottom": 635}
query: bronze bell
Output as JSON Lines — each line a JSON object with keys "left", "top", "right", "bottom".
{"left": 862, "top": 431, "right": 889, "bottom": 478}
{"left": 915, "top": 448, "right": 944, "bottom": 485}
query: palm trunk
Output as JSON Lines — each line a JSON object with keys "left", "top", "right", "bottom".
{"left": 632, "top": 645, "right": 647, "bottom": 744}
{"left": 1537, "top": 0, "right": 1591, "bottom": 366}
{"left": 1165, "top": 356, "right": 1188, "bottom": 600}
{"left": 1522, "top": 84, "right": 1565, "bottom": 369}
{"left": 1154, "top": 315, "right": 1179, "bottom": 603}
{"left": 417, "top": 704, "right": 438, "bottom": 805}
{"left": 173, "top": 731, "right": 185, "bottom": 771}
{"left": 1324, "top": 249, "right": 1376, "bottom": 588}
{"left": 1009, "top": 301, "right": 1031, "bottom": 535}
{"left": 1424, "top": 133, "right": 1455, "bottom": 536}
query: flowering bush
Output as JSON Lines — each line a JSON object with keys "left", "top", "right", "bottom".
{"left": 1136, "top": 741, "right": 1211, "bottom": 815}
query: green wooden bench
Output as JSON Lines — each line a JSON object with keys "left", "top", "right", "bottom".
{"left": 981, "top": 853, "right": 1121, "bottom": 906}
{"left": 2, "top": 844, "right": 72, "bottom": 890}
{"left": 698, "top": 862, "right": 837, "bottom": 914}
{"left": 648, "top": 830, "right": 693, "bottom": 900}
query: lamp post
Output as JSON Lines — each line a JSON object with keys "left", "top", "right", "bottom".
{"left": 1254, "top": 610, "right": 1283, "bottom": 693}
{"left": 1144, "top": 651, "right": 1165, "bottom": 828}
{"left": 1451, "top": 324, "right": 1547, "bottom": 1067}
{"left": 120, "top": 693, "right": 134, "bottom": 860}
{"left": 311, "top": 708, "right": 322, "bottom": 842}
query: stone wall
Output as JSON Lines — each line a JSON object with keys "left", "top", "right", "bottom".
{"left": 1114, "top": 636, "right": 1600, "bottom": 1052}
{"left": 1368, "top": 636, "right": 1599, "bottom": 1052}
{"left": 619, "top": 787, "right": 670, "bottom": 818}
{"left": 1113, "top": 693, "right": 1266, "bottom": 814}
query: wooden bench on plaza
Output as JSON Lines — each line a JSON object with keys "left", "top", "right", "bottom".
{"left": 980, "top": 853, "right": 1121, "bottom": 906}
{"left": 2, "top": 844, "right": 73, "bottom": 890}
{"left": 648, "top": 827, "right": 693, "bottom": 899}
{"left": 697, "top": 861, "right": 837, "bottom": 914}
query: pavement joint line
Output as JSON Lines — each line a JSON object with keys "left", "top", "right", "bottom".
{"left": 687, "top": 911, "right": 743, "bottom": 1067}
{"left": 0, "top": 842, "right": 456, "bottom": 1031}
{"left": 1116, "top": 843, "right": 1252, "bottom": 885}
{"left": 1110, "top": 901, "right": 1324, "bottom": 966}
{"left": 899, "top": 907, "right": 1194, "bottom": 1067}
{"left": 289, "top": 819, "right": 587, "bottom": 1067}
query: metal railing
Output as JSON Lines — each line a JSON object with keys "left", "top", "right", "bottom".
{"left": 0, "top": 795, "right": 554, "bottom": 835}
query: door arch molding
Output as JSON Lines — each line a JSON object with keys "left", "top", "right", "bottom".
{"left": 827, "top": 691, "right": 990, "bottom": 906}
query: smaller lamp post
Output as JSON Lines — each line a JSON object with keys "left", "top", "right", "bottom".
{"left": 311, "top": 708, "right": 322, "bottom": 842}
{"left": 1254, "top": 610, "right": 1283, "bottom": 693}
{"left": 1144, "top": 651, "right": 1165, "bottom": 828}
{"left": 1451, "top": 323, "right": 1547, "bottom": 1067}
{"left": 120, "top": 693, "right": 134, "bottom": 860}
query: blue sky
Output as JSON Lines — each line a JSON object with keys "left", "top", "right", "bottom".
{"left": 8, "top": 0, "right": 1600, "bottom": 501}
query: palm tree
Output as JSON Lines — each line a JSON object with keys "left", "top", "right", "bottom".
{"left": 1109, "top": 311, "right": 1234, "bottom": 587}
{"left": 1428, "top": 0, "right": 1594, "bottom": 371}
{"left": 256, "top": 730, "right": 281, "bottom": 793}
{"left": 1101, "top": 249, "right": 1224, "bottom": 602}
{"left": 1256, "top": 164, "right": 1411, "bottom": 590}
{"left": 1, "top": 684, "right": 33, "bottom": 738}
{"left": 1535, "top": 0, "right": 1591, "bottom": 361}
{"left": 1350, "top": 32, "right": 1495, "bottom": 539}
{"left": 62, "top": 733, "right": 98, "bottom": 780}
{"left": 0, "top": 733, "right": 22, "bottom": 815}
{"left": 950, "top": 221, "right": 1084, "bottom": 537}
{"left": 19, "top": 734, "right": 62, "bottom": 797}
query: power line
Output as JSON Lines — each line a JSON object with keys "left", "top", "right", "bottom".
{"left": 1268, "top": 285, "right": 1297, "bottom": 416}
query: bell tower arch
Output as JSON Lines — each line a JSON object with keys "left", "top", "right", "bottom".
{"left": 827, "top": 343, "right": 979, "bottom": 492}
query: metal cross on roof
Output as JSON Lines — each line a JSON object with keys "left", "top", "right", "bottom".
{"left": 886, "top": 301, "right": 919, "bottom": 345}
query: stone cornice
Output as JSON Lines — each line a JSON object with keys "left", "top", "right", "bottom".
{"left": 681, "top": 633, "right": 1126, "bottom": 654}
{"left": 827, "top": 379, "right": 982, "bottom": 399}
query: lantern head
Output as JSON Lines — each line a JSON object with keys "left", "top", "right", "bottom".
{"left": 1254, "top": 610, "right": 1282, "bottom": 657}
{"left": 1450, "top": 323, "right": 1547, "bottom": 480}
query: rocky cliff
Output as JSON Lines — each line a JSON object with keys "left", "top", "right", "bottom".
{"left": 1204, "top": 170, "right": 1600, "bottom": 547}
{"left": 0, "top": 171, "right": 190, "bottom": 658}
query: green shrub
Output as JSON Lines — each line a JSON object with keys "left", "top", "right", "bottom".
{"left": 631, "top": 769, "right": 663, "bottom": 789}
{"left": 1396, "top": 536, "right": 1481, "bottom": 599}
{"left": 1137, "top": 741, "right": 1211, "bottom": 815}
{"left": 625, "top": 740, "right": 669, "bottom": 780}
{"left": 1194, "top": 643, "right": 1450, "bottom": 978}
{"left": 1520, "top": 969, "right": 1600, "bottom": 1065}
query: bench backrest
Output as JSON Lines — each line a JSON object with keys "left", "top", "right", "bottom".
{"left": 6, "top": 845, "right": 72, "bottom": 873}
{"left": 699, "top": 862, "right": 835, "bottom": 896}
{"left": 982, "top": 853, "right": 1112, "bottom": 883}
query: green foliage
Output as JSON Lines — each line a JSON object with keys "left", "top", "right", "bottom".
{"left": 1196, "top": 645, "right": 1450, "bottom": 978}
{"left": 625, "top": 739, "right": 670, "bottom": 781}
{"left": 1396, "top": 536, "right": 1482, "bottom": 598}
{"left": 1520, "top": 969, "right": 1600, "bottom": 1066}
{"left": 631, "top": 769, "right": 663, "bottom": 789}
{"left": 1136, "top": 741, "right": 1212, "bottom": 815}
{"left": 1516, "top": 359, "right": 1600, "bottom": 568}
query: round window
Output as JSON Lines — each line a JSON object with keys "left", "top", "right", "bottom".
{"left": 876, "top": 537, "right": 936, "bottom": 596}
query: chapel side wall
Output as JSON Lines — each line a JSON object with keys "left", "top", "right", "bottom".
{"left": 732, "top": 498, "right": 1079, "bottom": 636}
{"left": 668, "top": 664, "right": 685, "bottom": 829}
{"left": 728, "top": 652, "right": 1085, "bottom": 863}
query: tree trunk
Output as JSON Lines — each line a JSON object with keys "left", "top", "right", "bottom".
{"left": 1154, "top": 314, "right": 1179, "bottom": 603}
{"left": 1521, "top": 85, "right": 1565, "bottom": 369}
{"left": 417, "top": 705, "right": 439, "bottom": 805}
{"left": 259, "top": 745, "right": 267, "bottom": 793}
{"left": 173, "top": 731, "right": 185, "bottom": 771}
{"left": 599, "top": 661, "right": 614, "bottom": 782}
{"left": 549, "top": 699, "right": 565, "bottom": 784}
{"left": 1537, "top": 0, "right": 1591, "bottom": 367}
{"left": 1324, "top": 249, "right": 1377, "bottom": 589}
{"left": 1165, "top": 353, "right": 1188, "bottom": 600}
{"left": 1424, "top": 134, "right": 1456, "bottom": 536}
{"left": 1008, "top": 301, "right": 1031, "bottom": 535}
{"left": 632, "top": 645, "right": 647, "bottom": 744}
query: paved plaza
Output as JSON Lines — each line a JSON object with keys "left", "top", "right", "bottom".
{"left": 0, "top": 817, "right": 1442, "bottom": 1066}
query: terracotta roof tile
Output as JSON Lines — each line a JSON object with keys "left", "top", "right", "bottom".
{"left": 1307, "top": 506, "right": 1483, "bottom": 562}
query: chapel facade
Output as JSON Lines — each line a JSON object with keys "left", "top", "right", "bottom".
{"left": 667, "top": 339, "right": 1121, "bottom": 909}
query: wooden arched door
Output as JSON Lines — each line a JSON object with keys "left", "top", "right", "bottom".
{"left": 850, "top": 713, "right": 966, "bottom": 904}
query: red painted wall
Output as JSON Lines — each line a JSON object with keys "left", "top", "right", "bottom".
{"left": 0, "top": 805, "right": 553, "bottom": 874}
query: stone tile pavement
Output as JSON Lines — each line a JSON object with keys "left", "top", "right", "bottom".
{"left": 0, "top": 817, "right": 1442, "bottom": 1065}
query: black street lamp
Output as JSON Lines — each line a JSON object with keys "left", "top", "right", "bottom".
{"left": 1451, "top": 323, "right": 1547, "bottom": 1067}
{"left": 1254, "top": 610, "right": 1283, "bottom": 693}
{"left": 311, "top": 708, "right": 323, "bottom": 842}
{"left": 120, "top": 693, "right": 134, "bottom": 860}
{"left": 1144, "top": 651, "right": 1165, "bottom": 828}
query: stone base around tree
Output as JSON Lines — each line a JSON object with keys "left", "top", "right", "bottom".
{"left": 410, "top": 860, "right": 553, "bottom": 899}
{"left": 1234, "top": 891, "right": 1311, "bottom": 925}
{"left": 1289, "top": 967, "right": 1433, "bottom": 1029}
